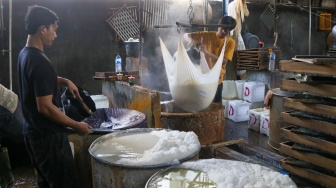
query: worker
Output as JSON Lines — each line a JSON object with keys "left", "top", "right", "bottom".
{"left": 183, "top": 16, "right": 236, "bottom": 103}
{"left": 17, "top": 5, "right": 92, "bottom": 187}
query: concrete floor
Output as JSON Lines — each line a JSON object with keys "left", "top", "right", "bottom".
{"left": 3, "top": 119, "right": 312, "bottom": 188}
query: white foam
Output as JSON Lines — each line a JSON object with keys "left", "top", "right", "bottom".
{"left": 91, "top": 130, "right": 201, "bottom": 166}
{"left": 181, "top": 159, "right": 297, "bottom": 188}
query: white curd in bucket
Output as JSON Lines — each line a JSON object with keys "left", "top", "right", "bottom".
{"left": 90, "top": 129, "right": 201, "bottom": 167}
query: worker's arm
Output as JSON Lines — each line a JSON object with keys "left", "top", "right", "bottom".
{"left": 264, "top": 90, "right": 273, "bottom": 109}
{"left": 57, "top": 76, "right": 80, "bottom": 99}
{"left": 36, "top": 95, "right": 92, "bottom": 135}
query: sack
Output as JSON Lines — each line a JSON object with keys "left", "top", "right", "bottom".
{"left": 61, "top": 86, "right": 96, "bottom": 121}
{"left": 186, "top": 47, "right": 201, "bottom": 65}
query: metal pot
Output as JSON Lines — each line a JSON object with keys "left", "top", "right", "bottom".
{"left": 268, "top": 88, "right": 295, "bottom": 150}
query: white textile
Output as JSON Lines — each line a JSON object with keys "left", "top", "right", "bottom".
{"left": 159, "top": 36, "right": 226, "bottom": 112}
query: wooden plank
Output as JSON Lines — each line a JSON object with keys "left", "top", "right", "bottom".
{"left": 314, "top": 58, "right": 336, "bottom": 64}
{"left": 281, "top": 159, "right": 336, "bottom": 188}
{"left": 238, "top": 59, "right": 259, "bottom": 63}
{"left": 282, "top": 112, "right": 336, "bottom": 136}
{"left": 95, "top": 71, "right": 139, "bottom": 77}
{"left": 292, "top": 58, "right": 316, "bottom": 64}
{"left": 283, "top": 97, "right": 336, "bottom": 117}
{"left": 238, "top": 57, "right": 262, "bottom": 60}
{"left": 227, "top": 142, "right": 285, "bottom": 170}
{"left": 293, "top": 55, "right": 336, "bottom": 64}
{"left": 280, "top": 141, "right": 336, "bottom": 171}
{"left": 215, "top": 147, "right": 281, "bottom": 171}
{"left": 280, "top": 60, "right": 336, "bottom": 76}
{"left": 215, "top": 147, "right": 259, "bottom": 163}
{"left": 281, "top": 127, "right": 336, "bottom": 155}
{"left": 294, "top": 55, "right": 332, "bottom": 59}
{"left": 280, "top": 79, "right": 336, "bottom": 98}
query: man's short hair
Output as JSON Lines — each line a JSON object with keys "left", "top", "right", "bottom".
{"left": 25, "top": 5, "right": 59, "bottom": 35}
{"left": 218, "top": 16, "right": 236, "bottom": 32}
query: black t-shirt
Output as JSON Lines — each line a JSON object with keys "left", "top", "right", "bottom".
{"left": 17, "top": 47, "right": 65, "bottom": 138}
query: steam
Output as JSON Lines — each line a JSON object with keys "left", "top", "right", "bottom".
{"left": 141, "top": 0, "right": 212, "bottom": 93}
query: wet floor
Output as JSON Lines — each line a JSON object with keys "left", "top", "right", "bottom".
{"left": 3, "top": 119, "right": 312, "bottom": 188}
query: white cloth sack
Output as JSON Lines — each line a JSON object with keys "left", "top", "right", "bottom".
{"left": 159, "top": 36, "right": 225, "bottom": 112}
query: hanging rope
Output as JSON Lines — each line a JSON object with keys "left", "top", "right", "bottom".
{"left": 187, "top": 0, "right": 194, "bottom": 24}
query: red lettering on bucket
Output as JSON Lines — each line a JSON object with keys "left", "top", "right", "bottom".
{"left": 244, "top": 87, "right": 250, "bottom": 97}
{"left": 249, "top": 114, "right": 256, "bottom": 125}
{"left": 229, "top": 105, "right": 234, "bottom": 116}
{"left": 262, "top": 118, "right": 269, "bottom": 129}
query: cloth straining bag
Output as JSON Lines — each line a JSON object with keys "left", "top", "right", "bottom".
{"left": 159, "top": 36, "right": 226, "bottom": 112}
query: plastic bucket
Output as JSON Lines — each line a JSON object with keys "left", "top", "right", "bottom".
{"left": 242, "top": 33, "right": 260, "bottom": 49}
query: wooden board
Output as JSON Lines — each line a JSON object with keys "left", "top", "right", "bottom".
{"left": 280, "top": 60, "right": 336, "bottom": 76}
{"left": 95, "top": 71, "right": 139, "bottom": 77}
{"left": 280, "top": 141, "right": 336, "bottom": 171}
{"left": 292, "top": 57, "right": 336, "bottom": 65}
{"left": 281, "top": 126, "right": 336, "bottom": 156}
{"left": 281, "top": 159, "right": 336, "bottom": 188}
{"left": 282, "top": 112, "right": 336, "bottom": 136}
{"left": 280, "top": 79, "right": 336, "bottom": 98}
{"left": 283, "top": 97, "right": 336, "bottom": 118}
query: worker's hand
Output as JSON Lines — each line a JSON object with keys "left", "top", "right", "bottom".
{"left": 186, "top": 40, "right": 195, "bottom": 49}
{"left": 264, "top": 90, "right": 273, "bottom": 109}
{"left": 198, "top": 44, "right": 209, "bottom": 54}
{"left": 66, "top": 80, "right": 80, "bottom": 99}
{"left": 75, "top": 122, "right": 93, "bottom": 135}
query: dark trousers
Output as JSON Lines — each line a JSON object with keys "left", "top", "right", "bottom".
{"left": 213, "top": 83, "right": 223, "bottom": 104}
{"left": 24, "top": 132, "right": 78, "bottom": 188}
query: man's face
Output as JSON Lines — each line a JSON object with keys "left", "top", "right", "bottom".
{"left": 41, "top": 23, "right": 58, "bottom": 46}
{"left": 217, "top": 27, "right": 228, "bottom": 38}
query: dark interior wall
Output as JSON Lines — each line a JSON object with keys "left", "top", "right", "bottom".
{"left": 0, "top": 0, "right": 334, "bottom": 95}
{"left": 0, "top": 0, "right": 135, "bottom": 95}
{"left": 244, "top": 3, "right": 334, "bottom": 59}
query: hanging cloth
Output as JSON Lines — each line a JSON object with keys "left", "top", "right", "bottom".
{"left": 159, "top": 36, "right": 226, "bottom": 112}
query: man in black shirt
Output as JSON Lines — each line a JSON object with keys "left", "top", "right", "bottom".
{"left": 17, "top": 5, "right": 92, "bottom": 188}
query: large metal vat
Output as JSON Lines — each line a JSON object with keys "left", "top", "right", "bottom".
{"left": 68, "top": 108, "right": 147, "bottom": 188}
{"left": 89, "top": 128, "right": 200, "bottom": 188}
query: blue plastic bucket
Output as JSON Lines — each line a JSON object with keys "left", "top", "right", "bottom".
{"left": 242, "top": 33, "right": 260, "bottom": 49}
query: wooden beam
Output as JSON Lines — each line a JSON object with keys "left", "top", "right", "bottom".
{"left": 281, "top": 79, "right": 336, "bottom": 98}
{"left": 280, "top": 60, "right": 336, "bottom": 76}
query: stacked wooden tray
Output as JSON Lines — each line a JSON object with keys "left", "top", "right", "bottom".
{"left": 278, "top": 57, "right": 336, "bottom": 187}
{"left": 236, "top": 48, "right": 282, "bottom": 70}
